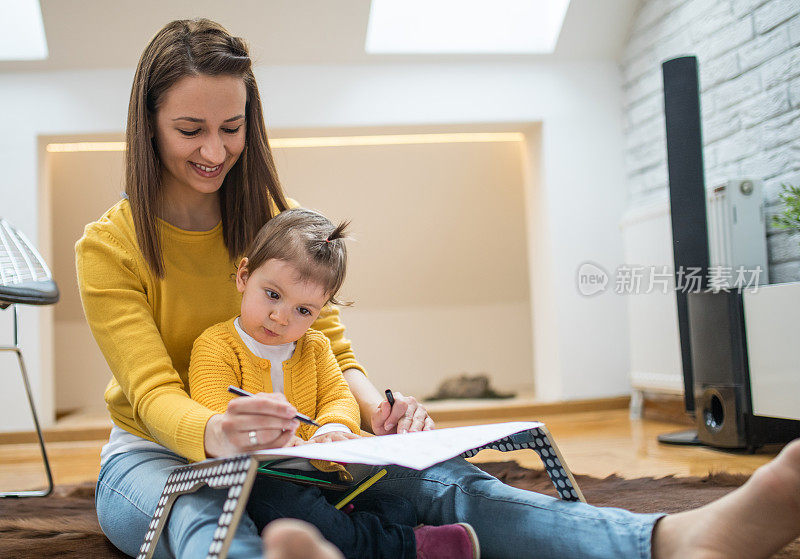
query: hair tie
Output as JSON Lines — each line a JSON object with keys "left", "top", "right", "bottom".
{"left": 325, "top": 237, "right": 332, "bottom": 244}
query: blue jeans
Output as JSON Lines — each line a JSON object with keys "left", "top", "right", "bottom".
{"left": 96, "top": 448, "right": 662, "bottom": 558}
{"left": 363, "top": 458, "right": 663, "bottom": 559}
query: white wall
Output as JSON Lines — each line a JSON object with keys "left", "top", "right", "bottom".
{"left": 0, "top": 58, "right": 630, "bottom": 429}
{"left": 262, "top": 62, "right": 632, "bottom": 402}
{"left": 0, "top": 69, "right": 132, "bottom": 430}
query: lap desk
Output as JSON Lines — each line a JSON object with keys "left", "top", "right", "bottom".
{"left": 137, "top": 422, "right": 584, "bottom": 559}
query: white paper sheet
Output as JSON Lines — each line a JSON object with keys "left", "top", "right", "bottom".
{"left": 252, "top": 421, "right": 544, "bottom": 470}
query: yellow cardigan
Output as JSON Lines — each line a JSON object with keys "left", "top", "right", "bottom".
{"left": 188, "top": 319, "right": 360, "bottom": 440}
{"left": 75, "top": 199, "right": 365, "bottom": 462}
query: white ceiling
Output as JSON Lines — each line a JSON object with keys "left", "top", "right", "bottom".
{"left": 1, "top": 0, "right": 639, "bottom": 73}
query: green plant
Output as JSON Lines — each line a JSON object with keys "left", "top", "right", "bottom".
{"left": 772, "top": 183, "right": 800, "bottom": 232}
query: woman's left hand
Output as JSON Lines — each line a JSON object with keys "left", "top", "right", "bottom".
{"left": 371, "top": 391, "right": 435, "bottom": 435}
{"left": 308, "top": 431, "right": 362, "bottom": 444}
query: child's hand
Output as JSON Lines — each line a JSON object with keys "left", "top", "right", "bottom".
{"left": 308, "top": 431, "right": 361, "bottom": 444}
{"left": 370, "top": 391, "right": 435, "bottom": 435}
{"left": 284, "top": 435, "right": 308, "bottom": 447}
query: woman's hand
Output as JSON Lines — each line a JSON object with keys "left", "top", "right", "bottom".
{"left": 308, "top": 431, "right": 361, "bottom": 444}
{"left": 340, "top": 370, "right": 435, "bottom": 436}
{"left": 370, "top": 391, "right": 435, "bottom": 435}
{"left": 204, "top": 392, "right": 300, "bottom": 458}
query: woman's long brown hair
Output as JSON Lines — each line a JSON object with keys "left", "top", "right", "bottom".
{"left": 126, "top": 18, "right": 288, "bottom": 277}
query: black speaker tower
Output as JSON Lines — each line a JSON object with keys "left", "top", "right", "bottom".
{"left": 662, "top": 56, "right": 708, "bottom": 417}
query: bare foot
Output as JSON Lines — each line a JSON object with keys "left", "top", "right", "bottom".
{"left": 653, "top": 438, "right": 800, "bottom": 559}
{"left": 262, "top": 518, "right": 343, "bottom": 559}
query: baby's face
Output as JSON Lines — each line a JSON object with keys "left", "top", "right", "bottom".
{"left": 236, "top": 259, "right": 329, "bottom": 346}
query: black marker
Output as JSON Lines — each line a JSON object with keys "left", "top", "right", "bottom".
{"left": 385, "top": 389, "right": 395, "bottom": 406}
{"left": 227, "top": 385, "right": 320, "bottom": 427}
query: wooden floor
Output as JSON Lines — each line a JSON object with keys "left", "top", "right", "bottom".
{"left": 449, "top": 409, "right": 777, "bottom": 479}
{"left": 0, "top": 407, "right": 781, "bottom": 493}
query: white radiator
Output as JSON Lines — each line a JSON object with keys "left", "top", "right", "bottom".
{"left": 624, "top": 178, "right": 769, "bottom": 398}
{"left": 706, "top": 179, "right": 769, "bottom": 287}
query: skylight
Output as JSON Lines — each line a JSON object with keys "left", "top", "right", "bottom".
{"left": 366, "top": 0, "right": 571, "bottom": 55}
{"left": 0, "top": 0, "right": 48, "bottom": 61}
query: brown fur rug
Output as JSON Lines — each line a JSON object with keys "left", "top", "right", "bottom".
{"left": 1, "top": 461, "right": 798, "bottom": 558}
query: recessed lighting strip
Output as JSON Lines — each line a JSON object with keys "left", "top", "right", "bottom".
{"left": 45, "top": 132, "right": 524, "bottom": 153}
{"left": 46, "top": 142, "right": 127, "bottom": 153}
{"left": 270, "top": 132, "right": 524, "bottom": 148}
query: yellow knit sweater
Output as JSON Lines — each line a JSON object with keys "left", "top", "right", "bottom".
{"left": 75, "top": 199, "right": 365, "bottom": 462}
{"left": 188, "top": 319, "right": 360, "bottom": 440}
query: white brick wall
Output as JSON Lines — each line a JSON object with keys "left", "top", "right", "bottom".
{"left": 622, "top": 0, "right": 800, "bottom": 283}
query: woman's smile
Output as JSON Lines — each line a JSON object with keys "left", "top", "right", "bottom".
{"left": 189, "top": 161, "right": 224, "bottom": 178}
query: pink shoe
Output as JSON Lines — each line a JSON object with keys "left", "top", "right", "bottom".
{"left": 414, "top": 522, "right": 480, "bottom": 559}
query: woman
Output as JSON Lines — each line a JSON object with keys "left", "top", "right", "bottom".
{"left": 78, "top": 18, "right": 432, "bottom": 558}
{"left": 78, "top": 18, "right": 800, "bottom": 559}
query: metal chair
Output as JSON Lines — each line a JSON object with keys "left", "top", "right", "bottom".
{"left": 0, "top": 217, "right": 59, "bottom": 497}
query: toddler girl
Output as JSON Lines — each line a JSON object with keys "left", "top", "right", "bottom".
{"left": 188, "top": 208, "right": 480, "bottom": 559}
